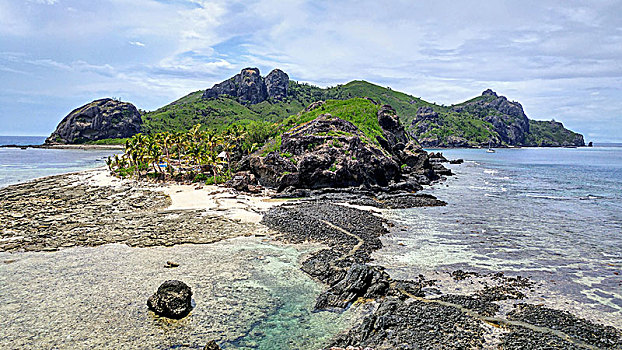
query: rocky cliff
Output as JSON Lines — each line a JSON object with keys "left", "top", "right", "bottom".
{"left": 46, "top": 98, "right": 142, "bottom": 144}
{"left": 525, "top": 119, "right": 585, "bottom": 147}
{"left": 451, "top": 89, "right": 530, "bottom": 145}
{"left": 202, "top": 68, "right": 289, "bottom": 104}
{"left": 411, "top": 88, "right": 584, "bottom": 147}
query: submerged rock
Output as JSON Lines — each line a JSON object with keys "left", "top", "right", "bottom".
{"left": 46, "top": 98, "right": 142, "bottom": 144}
{"left": 147, "top": 280, "right": 193, "bottom": 319}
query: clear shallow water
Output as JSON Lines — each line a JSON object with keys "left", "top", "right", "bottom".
{"left": 375, "top": 146, "right": 622, "bottom": 326}
{"left": 0, "top": 136, "right": 122, "bottom": 188}
{"left": 0, "top": 239, "right": 353, "bottom": 349}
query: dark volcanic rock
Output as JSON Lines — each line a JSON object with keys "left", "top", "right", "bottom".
{"left": 315, "top": 264, "right": 390, "bottom": 310}
{"left": 147, "top": 280, "right": 193, "bottom": 319}
{"left": 46, "top": 98, "right": 142, "bottom": 144}
{"left": 250, "top": 114, "right": 402, "bottom": 189}
{"left": 226, "top": 171, "right": 261, "bottom": 193}
{"left": 330, "top": 297, "right": 486, "bottom": 349}
{"left": 203, "top": 340, "right": 221, "bottom": 350}
{"left": 265, "top": 69, "right": 289, "bottom": 100}
{"left": 507, "top": 304, "right": 622, "bottom": 349}
{"left": 202, "top": 67, "right": 289, "bottom": 104}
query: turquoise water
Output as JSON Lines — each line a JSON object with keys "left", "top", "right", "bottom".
{"left": 376, "top": 146, "right": 622, "bottom": 325}
{"left": 0, "top": 240, "right": 353, "bottom": 349}
{"left": 0, "top": 136, "right": 122, "bottom": 188}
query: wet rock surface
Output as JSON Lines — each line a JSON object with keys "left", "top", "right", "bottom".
{"left": 147, "top": 280, "right": 193, "bottom": 319}
{"left": 0, "top": 174, "right": 257, "bottom": 252}
{"left": 261, "top": 200, "right": 622, "bottom": 349}
{"left": 507, "top": 304, "right": 622, "bottom": 349}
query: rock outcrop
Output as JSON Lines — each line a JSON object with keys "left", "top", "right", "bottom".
{"left": 202, "top": 68, "right": 289, "bottom": 104}
{"left": 243, "top": 100, "right": 443, "bottom": 193}
{"left": 265, "top": 69, "right": 289, "bottom": 100}
{"left": 147, "top": 280, "right": 193, "bottom": 319}
{"left": 46, "top": 98, "right": 142, "bottom": 144}
{"left": 452, "top": 89, "right": 530, "bottom": 146}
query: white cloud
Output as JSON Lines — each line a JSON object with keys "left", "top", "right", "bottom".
{"left": 0, "top": 0, "right": 621, "bottom": 140}
{"left": 29, "top": 0, "right": 59, "bottom": 4}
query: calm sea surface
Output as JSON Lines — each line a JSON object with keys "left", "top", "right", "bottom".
{"left": 376, "top": 145, "right": 622, "bottom": 326}
{"left": 0, "top": 136, "right": 122, "bottom": 188}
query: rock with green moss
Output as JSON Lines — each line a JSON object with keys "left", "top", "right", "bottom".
{"left": 244, "top": 99, "right": 440, "bottom": 192}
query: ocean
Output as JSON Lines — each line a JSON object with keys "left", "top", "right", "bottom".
{"left": 1, "top": 136, "right": 621, "bottom": 341}
{"left": 0, "top": 136, "right": 122, "bottom": 188}
{"left": 375, "top": 145, "right": 622, "bottom": 326}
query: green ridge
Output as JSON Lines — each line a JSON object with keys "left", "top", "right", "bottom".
{"left": 137, "top": 78, "right": 583, "bottom": 148}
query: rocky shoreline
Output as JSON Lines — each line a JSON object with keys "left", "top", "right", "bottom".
{"left": 0, "top": 169, "right": 267, "bottom": 253}
{"left": 1, "top": 169, "right": 621, "bottom": 349}
{"left": 261, "top": 200, "right": 622, "bottom": 349}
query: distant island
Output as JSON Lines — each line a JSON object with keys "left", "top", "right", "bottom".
{"left": 45, "top": 67, "right": 584, "bottom": 148}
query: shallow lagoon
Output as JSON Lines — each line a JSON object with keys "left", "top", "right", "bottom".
{"left": 0, "top": 238, "right": 353, "bottom": 349}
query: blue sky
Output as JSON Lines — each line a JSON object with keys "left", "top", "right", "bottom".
{"left": 1, "top": 0, "right": 621, "bottom": 142}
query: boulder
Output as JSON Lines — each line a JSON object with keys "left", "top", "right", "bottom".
{"left": 315, "top": 264, "right": 390, "bottom": 310}
{"left": 226, "top": 171, "right": 260, "bottom": 192}
{"left": 147, "top": 280, "right": 193, "bottom": 319}
{"left": 203, "top": 340, "right": 221, "bottom": 350}
{"left": 46, "top": 98, "right": 142, "bottom": 144}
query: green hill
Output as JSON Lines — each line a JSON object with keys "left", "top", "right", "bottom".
{"left": 138, "top": 68, "right": 583, "bottom": 148}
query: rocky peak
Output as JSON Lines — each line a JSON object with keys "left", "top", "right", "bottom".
{"left": 482, "top": 89, "right": 498, "bottom": 97}
{"left": 202, "top": 67, "right": 289, "bottom": 104}
{"left": 46, "top": 98, "right": 142, "bottom": 144}
{"left": 265, "top": 69, "right": 289, "bottom": 100}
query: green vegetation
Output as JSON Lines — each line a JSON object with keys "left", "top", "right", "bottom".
{"left": 525, "top": 120, "right": 583, "bottom": 146}
{"left": 281, "top": 98, "right": 383, "bottom": 146}
{"left": 87, "top": 138, "right": 129, "bottom": 145}
{"left": 106, "top": 124, "right": 256, "bottom": 183}
{"left": 132, "top": 77, "right": 581, "bottom": 148}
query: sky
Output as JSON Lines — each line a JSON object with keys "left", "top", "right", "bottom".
{"left": 1, "top": 0, "right": 621, "bottom": 142}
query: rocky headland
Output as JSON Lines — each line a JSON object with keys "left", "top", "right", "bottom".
{"left": 46, "top": 98, "right": 142, "bottom": 144}
{"left": 239, "top": 99, "right": 449, "bottom": 200}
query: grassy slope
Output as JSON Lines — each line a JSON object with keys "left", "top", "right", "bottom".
{"left": 139, "top": 79, "right": 581, "bottom": 147}
{"left": 260, "top": 98, "right": 383, "bottom": 155}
